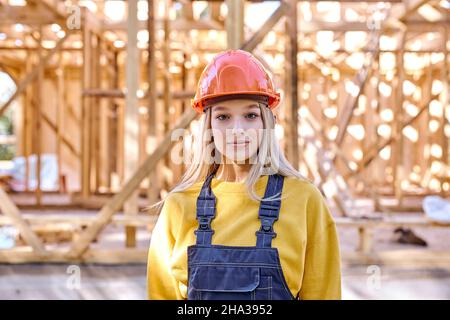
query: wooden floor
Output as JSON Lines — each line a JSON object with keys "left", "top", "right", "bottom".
{"left": 1, "top": 196, "right": 449, "bottom": 299}
{"left": 0, "top": 264, "right": 449, "bottom": 299}
{"left": 0, "top": 264, "right": 147, "bottom": 299}
{"left": 342, "top": 266, "right": 450, "bottom": 300}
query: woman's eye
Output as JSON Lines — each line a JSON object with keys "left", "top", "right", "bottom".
{"left": 246, "top": 113, "right": 259, "bottom": 119}
{"left": 216, "top": 114, "right": 229, "bottom": 121}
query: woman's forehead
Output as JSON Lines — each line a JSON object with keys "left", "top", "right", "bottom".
{"left": 210, "top": 99, "right": 260, "bottom": 111}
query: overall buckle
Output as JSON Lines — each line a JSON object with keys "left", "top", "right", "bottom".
{"left": 198, "top": 216, "right": 213, "bottom": 230}
{"left": 258, "top": 217, "right": 278, "bottom": 237}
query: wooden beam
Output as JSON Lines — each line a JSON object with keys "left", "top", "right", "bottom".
{"left": 83, "top": 89, "right": 195, "bottom": 99}
{"left": 0, "top": 214, "right": 158, "bottom": 228}
{"left": 0, "top": 188, "right": 46, "bottom": 255}
{"left": 103, "top": 17, "right": 224, "bottom": 32}
{"left": 0, "top": 32, "right": 70, "bottom": 117}
{"left": 190, "top": 0, "right": 403, "bottom": 2}
{"left": 241, "top": 1, "right": 288, "bottom": 52}
{"left": 0, "top": 248, "right": 148, "bottom": 264}
{"left": 41, "top": 106, "right": 80, "bottom": 158}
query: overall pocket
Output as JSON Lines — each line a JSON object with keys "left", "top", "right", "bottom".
{"left": 188, "top": 265, "right": 261, "bottom": 300}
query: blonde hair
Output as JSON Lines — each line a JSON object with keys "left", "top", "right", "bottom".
{"left": 147, "top": 101, "right": 310, "bottom": 212}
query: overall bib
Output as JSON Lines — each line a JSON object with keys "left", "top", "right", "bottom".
{"left": 187, "top": 168, "right": 299, "bottom": 300}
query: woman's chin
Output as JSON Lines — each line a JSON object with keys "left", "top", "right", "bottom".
{"left": 222, "top": 153, "right": 258, "bottom": 164}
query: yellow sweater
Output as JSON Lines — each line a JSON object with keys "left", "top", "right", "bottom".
{"left": 147, "top": 175, "right": 342, "bottom": 300}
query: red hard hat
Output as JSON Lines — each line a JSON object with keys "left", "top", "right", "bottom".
{"left": 191, "top": 49, "right": 281, "bottom": 113}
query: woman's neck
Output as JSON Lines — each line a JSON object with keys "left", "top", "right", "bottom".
{"left": 215, "top": 161, "right": 252, "bottom": 183}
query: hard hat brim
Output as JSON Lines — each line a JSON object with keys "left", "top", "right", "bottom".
{"left": 192, "top": 91, "right": 280, "bottom": 114}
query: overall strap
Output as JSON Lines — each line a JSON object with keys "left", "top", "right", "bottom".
{"left": 256, "top": 174, "right": 284, "bottom": 248}
{"left": 194, "top": 165, "right": 219, "bottom": 245}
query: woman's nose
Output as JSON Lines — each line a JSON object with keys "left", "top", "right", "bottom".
{"left": 229, "top": 118, "right": 244, "bottom": 130}
{"left": 230, "top": 122, "right": 245, "bottom": 135}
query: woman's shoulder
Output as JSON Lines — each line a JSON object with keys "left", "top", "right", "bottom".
{"left": 162, "top": 182, "right": 204, "bottom": 205}
{"left": 283, "top": 175, "right": 323, "bottom": 199}
{"left": 283, "top": 175, "right": 335, "bottom": 226}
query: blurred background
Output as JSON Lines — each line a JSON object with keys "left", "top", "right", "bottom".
{"left": 0, "top": 0, "right": 449, "bottom": 299}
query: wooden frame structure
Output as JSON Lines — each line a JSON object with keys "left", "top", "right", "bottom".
{"left": 0, "top": 0, "right": 448, "bottom": 265}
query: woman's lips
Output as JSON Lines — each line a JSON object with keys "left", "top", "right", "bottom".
{"left": 228, "top": 140, "right": 250, "bottom": 146}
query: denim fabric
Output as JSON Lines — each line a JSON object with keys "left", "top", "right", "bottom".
{"left": 187, "top": 166, "right": 298, "bottom": 300}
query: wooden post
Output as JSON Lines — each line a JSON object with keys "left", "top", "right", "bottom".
{"left": 124, "top": 0, "right": 140, "bottom": 248}
{"left": 109, "top": 52, "right": 120, "bottom": 191}
{"left": 146, "top": 0, "right": 160, "bottom": 204}
{"left": 357, "top": 227, "right": 373, "bottom": 254}
{"left": 440, "top": 26, "right": 448, "bottom": 195}
{"left": 24, "top": 53, "right": 32, "bottom": 192}
{"left": 35, "top": 26, "right": 43, "bottom": 206}
{"left": 56, "top": 52, "right": 64, "bottom": 193}
{"left": 373, "top": 41, "right": 382, "bottom": 212}
{"left": 81, "top": 15, "right": 92, "bottom": 199}
{"left": 286, "top": 0, "right": 299, "bottom": 169}
{"left": 162, "top": 0, "right": 173, "bottom": 192}
{"left": 93, "top": 35, "right": 101, "bottom": 193}
{"left": 392, "top": 31, "right": 406, "bottom": 206}
{"left": 225, "top": 0, "right": 244, "bottom": 49}
{"left": 226, "top": 0, "right": 244, "bottom": 49}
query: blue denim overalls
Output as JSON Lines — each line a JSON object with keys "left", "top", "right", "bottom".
{"left": 187, "top": 167, "right": 299, "bottom": 300}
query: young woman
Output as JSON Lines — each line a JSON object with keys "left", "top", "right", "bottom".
{"left": 147, "top": 49, "right": 341, "bottom": 300}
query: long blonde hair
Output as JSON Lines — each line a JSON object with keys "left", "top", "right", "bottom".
{"left": 147, "top": 102, "right": 309, "bottom": 212}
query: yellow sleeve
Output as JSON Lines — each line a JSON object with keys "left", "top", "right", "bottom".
{"left": 147, "top": 195, "right": 183, "bottom": 300}
{"left": 299, "top": 186, "right": 342, "bottom": 300}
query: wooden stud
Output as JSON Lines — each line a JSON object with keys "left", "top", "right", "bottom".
{"left": 392, "top": 31, "right": 407, "bottom": 206}
{"left": 226, "top": 0, "right": 244, "bottom": 49}
{"left": 286, "top": 0, "right": 299, "bottom": 170}
{"left": 146, "top": 0, "right": 159, "bottom": 204}
{"left": 124, "top": 0, "right": 140, "bottom": 248}
{"left": 81, "top": 23, "right": 91, "bottom": 199}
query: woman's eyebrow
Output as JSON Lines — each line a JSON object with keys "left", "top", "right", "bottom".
{"left": 212, "top": 103, "right": 259, "bottom": 113}
{"left": 212, "top": 106, "right": 228, "bottom": 112}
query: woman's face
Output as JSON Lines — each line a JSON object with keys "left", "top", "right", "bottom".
{"left": 210, "top": 99, "right": 264, "bottom": 163}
